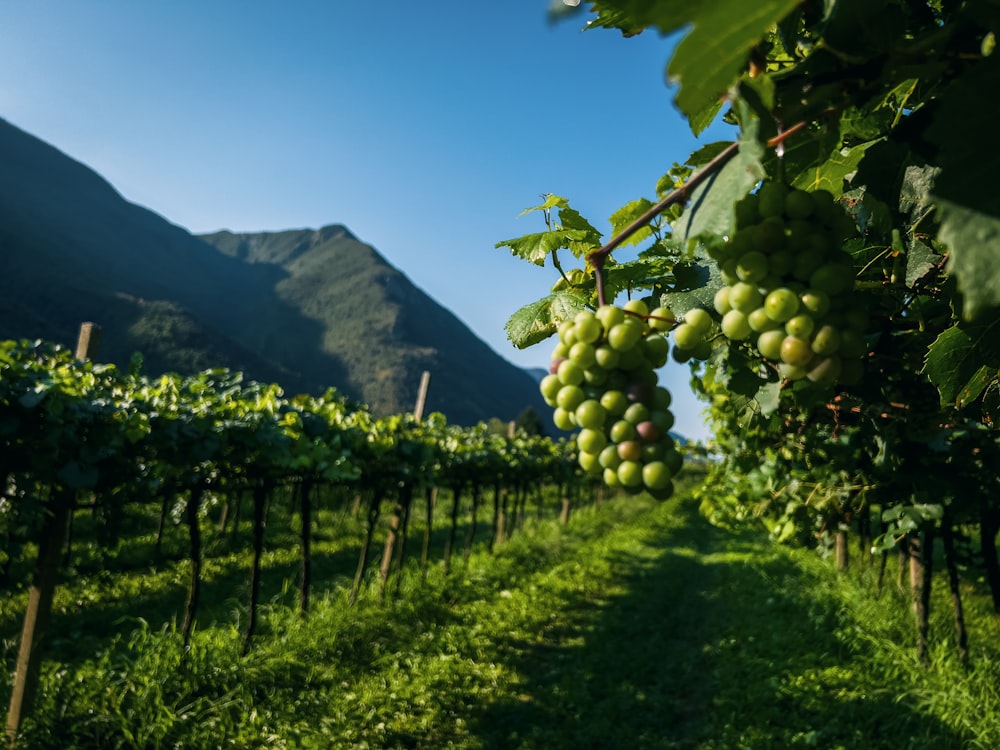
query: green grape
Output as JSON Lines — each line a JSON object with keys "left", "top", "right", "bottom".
{"left": 800, "top": 288, "right": 830, "bottom": 317}
{"left": 553, "top": 407, "right": 576, "bottom": 431}
{"left": 642, "top": 461, "right": 673, "bottom": 491}
{"left": 757, "top": 329, "right": 785, "bottom": 360}
{"left": 557, "top": 358, "right": 585, "bottom": 386}
{"left": 608, "top": 319, "right": 643, "bottom": 352}
{"left": 623, "top": 298, "right": 649, "bottom": 317}
{"left": 806, "top": 355, "right": 842, "bottom": 384}
{"left": 672, "top": 323, "right": 702, "bottom": 351}
{"left": 721, "top": 309, "right": 752, "bottom": 341}
{"left": 568, "top": 341, "right": 596, "bottom": 368}
{"left": 574, "top": 311, "right": 603, "bottom": 344}
{"left": 751, "top": 217, "right": 786, "bottom": 253}
{"left": 736, "top": 251, "right": 769, "bottom": 283}
{"left": 810, "top": 262, "right": 855, "bottom": 296}
{"left": 623, "top": 402, "right": 650, "bottom": 425}
{"left": 784, "top": 188, "right": 815, "bottom": 220}
{"left": 757, "top": 181, "right": 787, "bottom": 218}
{"left": 594, "top": 344, "right": 620, "bottom": 370}
{"left": 610, "top": 419, "right": 637, "bottom": 443}
{"left": 575, "top": 399, "right": 607, "bottom": 430}
{"left": 598, "top": 444, "right": 622, "bottom": 470}
{"left": 714, "top": 286, "right": 732, "bottom": 315}
{"left": 780, "top": 336, "right": 814, "bottom": 367}
{"left": 596, "top": 304, "right": 626, "bottom": 332}
{"left": 684, "top": 307, "right": 713, "bottom": 334}
{"left": 556, "top": 384, "right": 585, "bottom": 411}
{"left": 617, "top": 460, "right": 643, "bottom": 488}
{"left": 647, "top": 306, "right": 675, "bottom": 331}
{"left": 728, "top": 281, "right": 763, "bottom": 314}
{"left": 764, "top": 288, "right": 800, "bottom": 323}
{"left": 748, "top": 307, "right": 779, "bottom": 332}
{"left": 810, "top": 325, "right": 841, "bottom": 356}
{"left": 576, "top": 427, "right": 607, "bottom": 455}
{"left": 784, "top": 314, "right": 815, "bottom": 340}
{"left": 539, "top": 373, "right": 562, "bottom": 405}
{"left": 578, "top": 450, "right": 601, "bottom": 474}
{"left": 600, "top": 389, "right": 629, "bottom": 416}
{"left": 643, "top": 334, "right": 670, "bottom": 368}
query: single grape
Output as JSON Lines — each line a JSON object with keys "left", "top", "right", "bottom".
{"left": 784, "top": 314, "right": 815, "bottom": 340}
{"left": 764, "top": 288, "right": 800, "bottom": 323}
{"left": 684, "top": 307, "right": 714, "bottom": 334}
{"left": 609, "top": 419, "right": 636, "bottom": 443}
{"left": 557, "top": 358, "right": 585, "bottom": 386}
{"left": 721, "top": 309, "right": 753, "bottom": 340}
{"left": 556, "top": 384, "right": 585, "bottom": 411}
{"left": 780, "top": 336, "right": 814, "bottom": 367}
{"left": 608, "top": 319, "right": 643, "bottom": 352}
{"left": 728, "top": 281, "right": 763, "bottom": 314}
{"left": 672, "top": 323, "right": 702, "bottom": 351}
{"left": 600, "top": 389, "right": 629, "bottom": 417}
{"left": 575, "top": 399, "right": 607, "bottom": 430}
{"left": 642, "top": 461, "right": 673, "bottom": 491}
{"left": 573, "top": 311, "right": 603, "bottom": 344}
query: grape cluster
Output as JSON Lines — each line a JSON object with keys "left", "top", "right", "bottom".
{"left": 674, "top": 182, "right": 868, "bottom": 385}
{"left": 539, "top": 301, "right": 682, "bottom": 499}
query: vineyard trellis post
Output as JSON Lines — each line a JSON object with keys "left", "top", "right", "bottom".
{"left": 5, "top": 323, "right": 101, "bottom": 746}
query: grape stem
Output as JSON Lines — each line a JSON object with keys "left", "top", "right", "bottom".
{"left": 587, "top": 117, "right": 816, "bottom": 307}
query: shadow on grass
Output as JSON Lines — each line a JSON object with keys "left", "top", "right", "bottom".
{"left": 462, "top": 501, "right": 968, "bottom": 750}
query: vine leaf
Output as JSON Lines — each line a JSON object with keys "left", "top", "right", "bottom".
{"left": 495, "top": 229, "right": 595, "bottom": 266}
{"left": 609, "top": 198, "right": 655, "bottom": 248}
{"left": 922, "top": 315, "right": 1000, "bottom": 408}
{"left": 936, "top": 201, "right": 1000, "bottom": 318}
{"left": 674, "top": 127, "right": 764, "bottom": 246}
{"left": 904, "top": 238, "right": 938, "bottom": 288}
{"left": 925, "top": 55, "right": 1000, "bottom": 318}
{"left": 794, "top": 141, "right": 874, "bottom": 196}
{"left": 504, "top": 291, "right": 590, "bottom": 349}
{"left": 667, "top": 0, "right": 801, "bottom": 118}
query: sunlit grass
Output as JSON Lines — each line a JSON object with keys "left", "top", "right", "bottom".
{"left": 5, "top": 470, "right": 1000, "bottom": 748}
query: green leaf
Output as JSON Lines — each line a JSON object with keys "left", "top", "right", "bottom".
{"left": 504, "top": 291, "right": 591, "bottom": 349}
{"left": 937, "top": 199, "right": 1000, "bottom": 318}
{"left": 609, "top": 199, "right": 655, "bottom": 248}
{"left": 924, "top": 55, "right": 1000, "bottom": 317}
{"left": 755, "top": 380, "right": 783, "bottom": 416}
{"left": 794, "top": 140, "right": 874, "bottom": 196}
{"left": 922, "top": 315, "right": 1000, "bottom": 408}
{"left": 667, "top": 0, "right": 801, "bottom": 118}
{"left": 674, "top": 130, "right": 763, "bottom": 245}
{"left": 904, "top": 238, "right": 939, "bottom": 288}
{"left": 660, "top": 260, "right": 723, "bottom": 316}
{"left": 496, "top": 229, "right": 595, "bottom": 267}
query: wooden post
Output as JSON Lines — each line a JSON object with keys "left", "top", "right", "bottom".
{"left": 6, "top": 324, "right": 101, "bottom": 744}
{"left": 413, "top": 371, "right": 431, "bottom": 422}
{"left": 74, "top": 322, "right": 102, "bottom": 360}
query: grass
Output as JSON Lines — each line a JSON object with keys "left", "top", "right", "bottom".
{"left": 5, "top": 473, "right": 1000, "bottom": 748}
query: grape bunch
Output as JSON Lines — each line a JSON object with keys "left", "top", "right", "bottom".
{"left": 674, "top": 182, "right": 868, "bottom": 385}
{"left": 539, "top": 301, "right": 683, "bottom": 499}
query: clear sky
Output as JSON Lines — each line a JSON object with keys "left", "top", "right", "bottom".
{"left": 0, "top": 1, "right": 734, "bottom": 441}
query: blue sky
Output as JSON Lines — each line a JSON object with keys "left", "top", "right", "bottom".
{"left": 0, "top": 1, "right": 734, "bottom": 440}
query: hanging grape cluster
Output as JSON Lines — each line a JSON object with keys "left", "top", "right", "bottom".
{"left": 673, "top": 182, "right": 868, "bottom": 385}
{"left": 539, "top": 301, "right": 683, "bottom": 499}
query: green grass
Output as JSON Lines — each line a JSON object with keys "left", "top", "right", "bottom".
{"left": 6, "top": 475, "right": 1000, "bottom": 748}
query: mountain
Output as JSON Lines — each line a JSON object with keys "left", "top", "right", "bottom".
{"left": 0, "top": 117, "right": 548, "bottom": 427}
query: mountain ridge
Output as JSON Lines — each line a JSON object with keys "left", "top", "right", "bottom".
{"left": 0, "top": 116, "right": 547, "bottom": 427}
